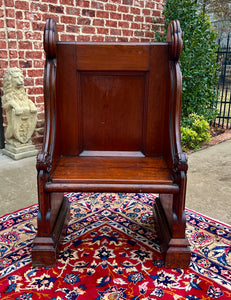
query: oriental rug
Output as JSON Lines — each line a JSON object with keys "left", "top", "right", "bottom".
{"left": 0, "top": 193, "right": 231, "bottom": 299}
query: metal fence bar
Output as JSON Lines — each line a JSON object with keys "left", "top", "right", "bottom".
{"left": 214, "top": 33, "right": 231, "bottom": 129}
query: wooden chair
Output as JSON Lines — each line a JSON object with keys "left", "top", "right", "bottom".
{"left": 32, "top": 18, "right": 191, "bottom": 268}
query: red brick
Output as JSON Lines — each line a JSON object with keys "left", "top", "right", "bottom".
{"left": 118, "top": 37, "right": 128, "bottom": 42}
{"left": 77, "top": 17, "right": 91, "bottom": 25}
{"left": 96, "top": 11, "right": 109, "bottom": 19}
{"left": 28, "top": 87, "right": 44, "bottom": 95}
{"left": 134, "top": 16, "right": 144, "bottom": 22}
{"left": 145, "top": 31, "right": 154, "bottom": 38}
{"left": 33, "top": 42, "right": 44, "bottom": 50}
{"left": 49, "top": 5, "right": 64, "bottom": 14}
{"left": 16, "top": 20, "right": 30, "bottom": 30}
{"left": 77, "top": 35, "right": 91, "bottom": 42}
{"left": 6, "top": 8, "right": 15, "bottom": 18}
{"left": 105, "top": 4, "right": 117, "bottom": 11}
{"left": 82, "top": 9, "right": 95, "bottom": 17}
{"left": 34, "top": 60, "right": 45, "bottom": 68}
{"left": 97, "top": 28, "right": 109, "bottom": 35}
{"left": 118, "top": 21, "right": 129, "bottom": 28}
{"left": 8, "top": 41, "right": 17, "bottom": 49}
{"left": 61, "top": 16, "right": 76, "bottom": 25}
{"left": 82, "top": 27, "right": 95, "bottom": 34}
{"left": 10, "top": 61, "right": 19, "bottom": 68}
{"left": 110, "top": 12, "right": 122, "bottom": 20}
{"left": 27, "top": 69, "right": 44, "bottom": 78}
{"left": 76, "top": 0, "right": 90, "bottom": 7}
{"left": 16, "top": 31, "right": 23, "bottom": 39}
{"left": 131, "top": 23, "right": 140, "bottom": 29}
{"left": 0, "top": 32, "right": 6, "bottom": 39}
{"left": 24, "top": 78, "right": 35, "bottom": 86}
{"left": 61, "top": 34, "right": 76, "bottom": 41}
{"left": 41, "top": 0, "right": 57, "bottom": 3}
{"left": 92, "top": 36, "right": 105, "bottom": 42}
{"left": 15, "top": 1, "right": 29, "bottom": 10}
{"left": 122, "top": 0, "right": 133, "bottom": 5}
{"left": 60, "top": 0, "right": 74, "bottom": 4}
{"left": 35, "top": 78, "right": 44, "bottom": 86}
{"left": 93, "top": 19, "right": 104, "bottom": 27}
{"left": 36, "top": 96, "right": 45, "bottom": 104}
{"left": 152, "top": 10, "right": 161, "bottom": 17}
{"left": 105, "top": 36, "right": 117, "bottom": 42}
{"left": 130, "top": 7, "right": 140, "bottom": 14}
{"left": 19, "top": 60, "right": 32, "bottom": 68}
{"left": 142, "top": 9, "right": 151, "bottom": 16}
{"left": 130, "top": 37, "right": 139, "bottom": 42}
{"left": 0, "top": 51, "right": 8, "bottom": 59}
{"left": 123, "top": 14, "right": 133, "bottom": 21}
{"left": 145, "top": 17, "right": 154, "bottom": 24}
{"left": 134, "top": 30, "right": 144, "bottom": 37}
{"left": 67, "top": 25, "right": 80, "bottom": 33}
{"left": 16, "top": 11, "right": 23, "bottom": 19}
{"left": 66, "top": 7, "right": 80, "bottom": 15}
{"left": 8, "top": 31, "right": 16, "bottom": 39}
{"left": 110, "top": 28, "right": 122, "bottom": 36}
{"left": 118, "top": 6, "right": 129, "bottom": 13}
{"left": 18, "top": 41, "right": 32, "bottom": 50}
{"left": 4, "top": 0, "right": 14, "bottom": 7}
{"left": 122, "top": 29, "right": 133, "bottom": 36}
{"left": 30, "top": 2, "right": 48, "bottom": 12}
{"left": 91, "top": 1, "right": 104, "bottom": 10}
{"left": 9, "top": 50, "right": 17, "bottom": 59}
{"left": 6, "top": 18, "right": 15, "bottom": 28}
{"left": 145, "top": 2, "right": 155, "bottom": 9}
{"left": 105, "top": 20, "right": 117, "bottom": 28}
{"left": 26, "top": 51, "right": 43, "bottom": 59}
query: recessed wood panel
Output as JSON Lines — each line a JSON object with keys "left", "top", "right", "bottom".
{"left": 80, "top": 72, "right": 146, "bottom": 151}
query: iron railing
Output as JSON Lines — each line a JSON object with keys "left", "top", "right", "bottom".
{"left": 214, "top": 33, "right": 231, "bottom": 128}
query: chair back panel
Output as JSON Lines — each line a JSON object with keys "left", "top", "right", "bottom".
{"left": 56, "top": 43, "right": 169, "bottom": 157}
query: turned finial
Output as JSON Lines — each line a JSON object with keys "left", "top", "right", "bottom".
{"left": 166, "top": 20, "right": 183, "bottom": 61}
{"left": 44, "top": 18, "right": 58, "bottom": 59}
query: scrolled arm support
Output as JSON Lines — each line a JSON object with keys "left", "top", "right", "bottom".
{"left": 166, "top": 20, "right": 183, "bottom": 61}
{"left": 37, "top": 18, "right": 58, "bottom": 175}
{"left": 36, "top": 151, "right": 52, "bottom": 173}
{"left": 174, "top": 153, "right": 188, "bottom": 173}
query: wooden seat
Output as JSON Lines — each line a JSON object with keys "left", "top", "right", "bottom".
{"left": 32, "top": 18, "right": 191, "bottom": 268}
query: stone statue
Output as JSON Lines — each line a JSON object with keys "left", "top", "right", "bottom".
{"left": 2, "top": 67, "right": 37, "bottom": 146}
{"left": 2, "top": 68, "right": 38, "bottom": 159}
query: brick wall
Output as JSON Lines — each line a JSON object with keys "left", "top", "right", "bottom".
{"left": 0, "top": 0, "right": 164, "bottom": 148}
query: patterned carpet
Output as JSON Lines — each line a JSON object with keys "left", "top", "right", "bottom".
{"left": 0, "top": 193, "right": 230, "bottom": 299}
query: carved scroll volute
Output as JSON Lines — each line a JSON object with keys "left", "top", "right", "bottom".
{"left": 174, "top": 153, "right": 188, "bottom": 173}
{"left": 44, "top": 18, "right": 58, "bottom": 60}
{"left": 166, "top": 20, "right": 183, "bottom": 61}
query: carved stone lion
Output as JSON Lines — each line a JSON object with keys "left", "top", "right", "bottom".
{"left": 2, "top": 67, "right": 37, "bottom": 145}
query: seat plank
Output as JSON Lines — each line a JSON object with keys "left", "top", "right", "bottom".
{"left": 51, "top": 156, "right": 173, "bottom": 185}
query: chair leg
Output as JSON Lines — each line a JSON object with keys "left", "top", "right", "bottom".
{"left": 154, "top": 194, "right": 191, "bottom": 269}
{"left": 32, "top": 193, "right": 70, "bottom": 267}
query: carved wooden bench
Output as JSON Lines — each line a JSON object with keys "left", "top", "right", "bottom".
{"left": 32, "top": 18, "right": 191, "bottom": 268}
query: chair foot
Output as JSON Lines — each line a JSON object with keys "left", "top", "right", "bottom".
{"left": 32, "top": 196, "right": 70, "bottom": 267}
{"left": 165, "top": 238, "right": 191, "bottom": 268}
{"left": 32, "top": 237, "right": 58, "bottom": 267}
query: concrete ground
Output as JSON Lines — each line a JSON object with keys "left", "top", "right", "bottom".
{"left": 0, "top": 140, "right": 230, "bottom": 225}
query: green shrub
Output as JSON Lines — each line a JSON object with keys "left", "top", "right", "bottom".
{"left": 154, "top": 0, "right": 219, "bottom": 123}
{"left": 181, "top": 113, "right": 211, "bottom": 151}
